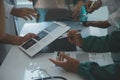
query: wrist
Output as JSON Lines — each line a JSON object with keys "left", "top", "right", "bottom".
{"left": 11, "top": 36, "right": 22, "bottom": 45}
{"left": 11, "top": 7, "right": 17, "bottom": 16}
{"left": 78, "top": 35, "right": 83, "bottom": 48}
{"left": 75, "top": 63, "right": 80, "bottom": 73}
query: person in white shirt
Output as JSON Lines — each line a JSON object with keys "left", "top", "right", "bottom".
{"left": 0, "top": 0, "right": 37, "bottom": 65}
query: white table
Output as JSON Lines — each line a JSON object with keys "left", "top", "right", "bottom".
{"left": 1, "top": 7, "right": 109, "bottom": 79}
{"left": 0, "top": 46, "right": 83, "bottom": 80}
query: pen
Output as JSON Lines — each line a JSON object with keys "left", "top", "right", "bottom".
{"left": 90, "top": 0, "right": 97, "bottom": 8}
{"left": 58, "top": 31, "right": 81, "bottom": 39}
{"left": 76, "top": 32, "right": 81, "bottom": 35}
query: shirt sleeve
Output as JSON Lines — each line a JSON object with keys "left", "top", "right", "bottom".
{"left": 108, "top": 9, "right": 120, "bottom": 28}
{"left": 81, "top": 36, "right": 111, "bottom": 52}
{"left": 81, "top": 30, "right": 120, "bottom": 52}
{"left": 77, "top": 62, "right": 120, "bottom": 80}
{"left": 4, "top": 1, "right": 14, "bottom": 18}
{"left": 77, "top": 62, "right": 97, "bottom": 80}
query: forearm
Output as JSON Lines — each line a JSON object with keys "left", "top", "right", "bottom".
{"left": 0, "top": 33, "right": 21, "bottom": 45}
{"left": 84, "top": 21, "right": 111, "bottom": 28}
{"left": 0, "top": 0, "right": 5, "bottom": 39}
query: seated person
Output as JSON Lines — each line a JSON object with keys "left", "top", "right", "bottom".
{"left": 49, "top": 1, "right": 120, "bottom": 79}
{"left": 67, "top": 0, "right": 120, "bottom": 53}
{"left": 0, "top": 0, "right": 36, "bottom": 45}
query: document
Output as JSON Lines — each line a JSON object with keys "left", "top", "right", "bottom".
{"left": 19, "top": 22, "right": 71, "bottom": 57}
{"left": 54, "top": 51, "right": 114, "bottom": 66}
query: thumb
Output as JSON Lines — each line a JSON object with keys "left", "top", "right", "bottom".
{"left": 87, "top": 7, "right": 94, "bottom": 13}
{"left": 49, "top": 58, "right": 63, "bottom": 67}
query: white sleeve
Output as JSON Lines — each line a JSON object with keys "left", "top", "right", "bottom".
{"left": 108, "top": 9, "right": 120, "bottom": 28}
{"left": 4, "top": 1, "right": 14, "bottom": 18}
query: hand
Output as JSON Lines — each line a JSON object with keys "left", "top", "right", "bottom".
{"left": 67, "top": 30, "right": 83, "bottom": 47}
{"left": 72, "top": 0, "right": 102, "bottom": 20}
{"left": 11, "top": 7, "right": 38, "bottom": 20}
{"left": 16, "top": 33, "right": 36, "bottom": 45}
{"left": 85, "top": 0, "right": 102, "bottom": 13}
{"left": 49, "top": 52, "right": 80, "bottom": 73}
{"left": 72, "top": 0, "right": 85, "bottom": 20}
{"left": 72, "top": 0, "right": 93, "bottom": 20}
{"left": 0, "top": 33, "right": 36, "bottom": 45}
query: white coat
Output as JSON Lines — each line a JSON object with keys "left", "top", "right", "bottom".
{"left": 0, "top": 0, "right": 16, "bottom": 64}
{"left": 4, "top": 0, "right": 16, "bottom": 35}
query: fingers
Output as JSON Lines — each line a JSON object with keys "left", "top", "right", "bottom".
{"left": 59, "top": 53, "right": 72, "bottom": 61}
{"left": 67, "top": 30, "right": 83, "bottom": 47}
{"left": 58, "top": 51, "right": 65, "bottom": 61}
{"left": 87, "top": 7, "right": 95, "bottom": 13}
{"left": 24, "top": 33, "right": 36, "bottom": 39}
{"left": 85, "top": 1, "right": 92, "bottom": 9}
{"left": 86, "top": 0, "right": 102, "bottom": 13}
{"left": 13, "top": 8, "right": 38, "bottom": 20}
{"left": 22, "top": 8, "right": 38, "bottom": 20}
{"left": 17, "top": 33, "right": 36, "bottom": 45}
{"left": 49, "top": 58, "right": 64, "bottom": 67}
{"left": 26, "top": 8, "right": 38, "bottom": 17}
{"left": 49, "top": 53, "right": 80, "bottom": 73}
{"left": 49, "top": 53, "right": 72, "bottom": 67}
{"left": 20, "top": 33, "right": 36, "bottom": 44}
{"left": 67, "top": 30, "right": 79, "bottom": 43}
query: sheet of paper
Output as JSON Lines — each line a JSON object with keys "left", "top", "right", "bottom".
{"left": 88, "top": 53, "right": 114, "bottom": 66}
{"left": 19, "top": 22, "right": 71, "bottom": 57}
{"left": 54, "top": 51, "right": 114, "bottom": 66}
